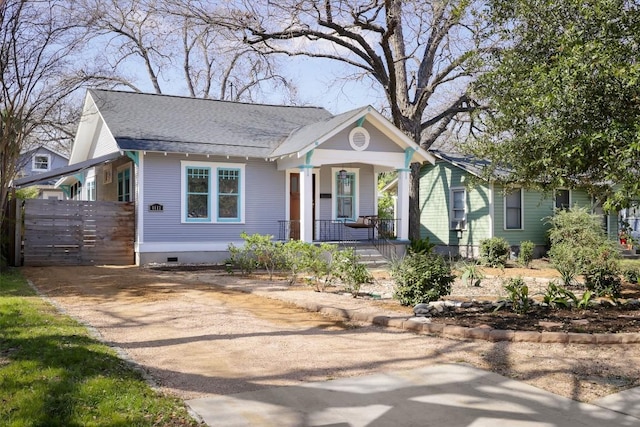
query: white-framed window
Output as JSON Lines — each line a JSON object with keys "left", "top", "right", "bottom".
{"left": 117, "top": 165, "right": 132, "bottom": 202}
{"left": 450, "top": 187, "right": 467, "bottom": 230}
{"left": 555, "top": 189, "right": 570, "bottom": 210}
{"left": 32, "top": 154, "right": 50, "bottom": 171}
{"left": 86, "top": 178, "right": 96, "bottom": 201}
{"left": 181, "top": 161, "right": 245, "bottom": 223}
{"left": 505, "top": 188, "right": 523, "bottom": 230}
{"left": 332, "top": 167, "right": 359, "bottom": 221}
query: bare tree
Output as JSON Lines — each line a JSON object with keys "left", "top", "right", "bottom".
{"left": 75, "top": 0, "right": 297, "bottom": 102}
{"left": 0, "top": 0, "right": 98, "bottom": 238}
{"left": 187, "top": 0, "right": 491, "bottom": 238}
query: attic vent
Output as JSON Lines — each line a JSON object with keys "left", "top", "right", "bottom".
{"left": 349, "top": 127, "right": 370, "bottom": 151}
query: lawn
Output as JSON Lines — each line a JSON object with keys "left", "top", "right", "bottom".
{"left": 0, "top": 268, "right": 202, "bottom": 427}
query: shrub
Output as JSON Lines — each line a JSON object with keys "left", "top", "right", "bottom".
{"left": 333, "top": 249, "right": 373, "bottom": 297}
{"left": 518, "top": 240, "right": 535, "bottom": 268}
{"left": 583, "top": 244, "right": 621, "bottom": 298}
{"left": 300, "top": 242, "right": 338, "bottom": 292}
{"left": 623, "top": 267, "right": 640, "bottom": 284}
{"left": 479, "top": 237, "right": 510, "bottom": 268}
{"left": 408, "top": 237, "right": 435, "bottom": 255}
{"left": 281, "top": 239, "right": 309, "bottom": 285}
{"left": 229, "top": 232, "right": 285, "bottom": 279}
{"left": 546, "top": 206, "right": 620, "bottom": 289}
{"left": 391, "top": 252, "right": 454, "bottom": 306}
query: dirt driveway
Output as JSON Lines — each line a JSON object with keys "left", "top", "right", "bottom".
{"left": 22, "top": 266, "right": 640, "bottom": 403}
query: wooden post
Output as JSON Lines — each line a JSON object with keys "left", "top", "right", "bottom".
{"left": 13, "top": 198, "right": 22, "bottom": 266}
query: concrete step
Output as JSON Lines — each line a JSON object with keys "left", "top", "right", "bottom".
{"left": 354, "top": 246, "right": 388, "bottom": 268}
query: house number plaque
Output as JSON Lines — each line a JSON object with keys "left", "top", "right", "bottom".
{"left": 149, "top": 203, "right": 164, "bottom": 212}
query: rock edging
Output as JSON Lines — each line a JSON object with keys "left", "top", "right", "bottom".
{"left": 298, "top": 301, "right": 640, "bottom": 344}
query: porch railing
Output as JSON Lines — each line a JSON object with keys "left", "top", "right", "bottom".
{"left": 277, "top": 218, "right": 401, "bottom": 261}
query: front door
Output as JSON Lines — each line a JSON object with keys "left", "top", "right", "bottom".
{"left": 289, "top": 173, "right": 315, "bottom": 240}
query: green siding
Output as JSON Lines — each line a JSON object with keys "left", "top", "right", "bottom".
{"left": 420, "top": 165, "right": 620, "bottom": 251}
{"left": 419, "top": 161, "right": 491, "bottom": 246}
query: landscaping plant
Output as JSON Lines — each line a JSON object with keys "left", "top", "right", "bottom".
{"left": 391, "top": 252, "right": 455, "bottom": 306}
{"left": 479, "top": 237, "right": 510, "bottom": 268}
{"left": 333, "top": 249, "right": 373, "bottom": 298}
{"left": 518, "top": 240, "right": 535, "bottom": 268}
{"left": 547, "top": 206, "right": 620, "bottom": 289}
{"left": 500, "top": 276, "right": 531, "bottom": 314}
{"left": 459, "top": 261, "right": 484, "bottom": 287}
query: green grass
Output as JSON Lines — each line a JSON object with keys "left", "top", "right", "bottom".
{"left": 0, "top": 269, "right": 201, "bottom": 427}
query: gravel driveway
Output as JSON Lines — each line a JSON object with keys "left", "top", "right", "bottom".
{"left": 22, "top": 265, "right": 640, "bottom": 403}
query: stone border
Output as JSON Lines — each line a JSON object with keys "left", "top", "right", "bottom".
{"left": 297, "top": 301, "right": 640, "bottom": 344}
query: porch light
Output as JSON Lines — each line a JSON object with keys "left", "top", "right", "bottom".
{"left": 338, "top": 169, "right": 348, "bottom": 179}
{"left": 456, "top": 229, "right": 463, "bottom": 239}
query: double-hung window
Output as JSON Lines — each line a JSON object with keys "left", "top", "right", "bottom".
{"left": 182, "top": 161, "right": 245, "bottom": 223}
{"left": 450, "top": 188, "right": 467, "bottom": 229}
{"left": 33, "top": 154, "right": 50, "bottom": 171}
{"left": 86, "top": 179, "right": 96, "bottom": 201}
{"left": 217, "top": 168, "right": 240, "bottom": 221}
{"left": 505, "top": 188, "right": 523, "bottom": 230}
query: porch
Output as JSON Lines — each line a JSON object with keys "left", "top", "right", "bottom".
{"left": 278, "top": 217, "right": 404, "bottom": 261}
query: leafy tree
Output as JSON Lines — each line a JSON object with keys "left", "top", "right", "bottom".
{"left": 470, "top": 0, "right": 640, "bottom": 210}
{"left": 184, "top": 0, "right": 492, "bottom": 239}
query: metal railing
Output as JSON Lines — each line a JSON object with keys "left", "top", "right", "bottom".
{"left": 278, "top": 218, "right": 400, "bottom": 261}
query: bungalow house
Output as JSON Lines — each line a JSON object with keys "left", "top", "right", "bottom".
{"left": 14, "top": 89, "right": 434, "bottom": 265}
{"left": 418, "top": 149, "right": 619, "bottom": 258}
{"left": 15, "top": 146, "right": 69, "bottom": 199}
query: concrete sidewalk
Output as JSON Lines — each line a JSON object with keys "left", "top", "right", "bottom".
{"left": 186, "top": 364, "right": 639, "bottom": 426}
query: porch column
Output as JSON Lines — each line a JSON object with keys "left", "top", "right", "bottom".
{"left": 299, "top": 166, "right": 314, "bottom": 242}
{"left": 397, "top": 168, "right": 410, "bottom": 240}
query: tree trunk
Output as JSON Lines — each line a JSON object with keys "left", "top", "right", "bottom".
{"left": 409, "top": 162, "right": 422, "bottom": 242}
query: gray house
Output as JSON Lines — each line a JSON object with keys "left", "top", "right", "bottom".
{"left": 16, "top": 146, "right": 69, "bottom": 199}
{"left": 33, "top": 89, "right": 434, "bottom": 265}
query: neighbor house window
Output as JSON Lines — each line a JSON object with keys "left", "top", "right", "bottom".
{"left": 555, "top": 189, "right": 570, "bottom": 210}
{"left": 336, "top": 171, "right": 356, "bottom": 220}
{"left": 117, "top": 166, "right": 131, "bottom": 202}
{"left": 217, "top": 168, "right": 240, "bottom": 221}
{"left": 33, "top": 154, "right": 50, "bottom": 171}
{"left": 182, "top": 161, "right": 245, "bottom": 223}
{"left": 505, "top": 188, "right": 523, "bottom": 230}
{"left": 450, "top": 188, "right": 467, "bottom": 229}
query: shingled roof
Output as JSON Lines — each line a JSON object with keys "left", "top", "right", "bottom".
{"left": 89, "top": 89, "right": 334, "bottom": 158}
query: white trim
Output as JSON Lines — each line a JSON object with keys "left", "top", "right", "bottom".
{"left": 276, "top": 149, "right": 405, "bottom": 171}
{"left": 136, "top": 241, "right": 240, "bottom": 252}
{"left": 449, "top": 187, "right": 467, "bottom": 230}
{"left": 504, "top": 187, "right": 524, "bottom": 230}
{"left": 180, "top": 160, "right": 246, "bottom": 224}
{"left": 136, "top": 154, "right": 144, "bottom": 254}
{"left": 348, "top": 127, "right": 370, "bottom": 151}
{"left": 489, "top": 183, "right": 494, "bottom": 237}
{"left": 285, "top": 169, "right": 320, "bottom": 238}
{"left": 332, "top": 167, "right": 359, "bottom": 221}
{"left": 32, "top": 153, "right": 51, "bottom": 171}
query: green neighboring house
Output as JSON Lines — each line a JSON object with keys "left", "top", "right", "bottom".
{"left": 419, "top": 149, "right": 618, "bottom": 258}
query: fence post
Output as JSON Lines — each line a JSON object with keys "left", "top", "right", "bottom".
{"left": 13, "top": 198, "right": 22, "bottom": 266}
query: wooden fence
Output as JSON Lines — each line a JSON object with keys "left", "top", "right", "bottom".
{"left": 17, "top": 199, "right": 135, "bottom": 266}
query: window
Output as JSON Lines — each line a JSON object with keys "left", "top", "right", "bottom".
{"left": 33, "top": 154, "right": 50, "bottom": 171}
{"left": 70, "top": 181, "right": 82, "bottom": 200}
{"left": 555, "top": 189, "right": 570, "bottom": 210}
{"left": 336, "top": 171, "right": 356, "bottom": 220}
{"left": 450, "top": 188, "right": 466, "bottom": 229}
{"left": 117, "top": 167, "right": 131, "bottom": 202}
{"left": 217, "top": 168, "right": 240, "bottom": 221}
{"left": 505, "top": 188, "right": 523, "bottom": 230}
{"left": 186, "top": 167, "right": 210, "bottom": 220}
{"left": 86, "top": 179, "right": 96, "bottom": 201}
{"left": 181, "top": 161, "right": 245, "bottom": 223}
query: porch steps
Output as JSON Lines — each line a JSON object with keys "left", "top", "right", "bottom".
{"left": 622, "top": 247, "right": 640, "bottom": 259}
{"left": 353, "top": 245, "right": 389, "bottom": 268}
